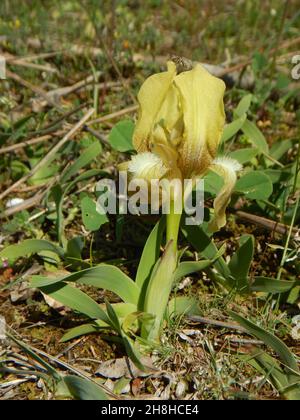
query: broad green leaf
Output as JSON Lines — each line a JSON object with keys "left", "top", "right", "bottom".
{"left": 109, "top": 119, "right": 134, "bottom": 152}
{"left": 61, "top": 303, "right": 137, "bottom": 342}
{"left": 105, "top": 299, "right": 122, "bottom": 333}
{"left": 174, "top": 259, "right": 213, "bottom": 282}
{"left": 168, "top": 296, "right": 201, "bottom": 317}
{"left": 228, "top": 235, "right": 254, "bottom": 292}
{"left": 203, "top": 171, "right": 223, "bottom": 195}
{"left": 0, "top": 239, "right": 64, "bottom": 264}
{"left": 251, "top": 277, "right": 298, "bottom": 294}
{"left": 228, "top": 147, "right": 259, "bottom": 164}
{"left": 221, "top": 114, "right": 247, "bottom": 143}
{"left": 142, "top": 242, "right": 177, "bottom": 340}
{"left": 36, "top": 281, "right": 110, "bottom": 324}
{"left": 241, "top": 119, "right": 269, "bottom": 154}
{"left": 229, "top": 311, "right": 299, "bottom": 373}
{"left": 122, "top": 311, "right": 154, "bottom": 335}
{"left": 264, "top": 168, "right": 291, "bottom": 184}
{"left": 65, "top": 236, "right": 85, "bottom": 262}
{"left": 122, "top": 336, "right": 146, "bottom": 371}
{"left": 235, "top": 170, "right": 273, "bottom": 200}
{"left": 62, "top": 375, "right": 108, "bottom": 400}
{"left": 81, "top": 196, "right": 108, "bottom": 231}
{"left": 31, "top": 265, "right": 140, "bottom": 304}
{"left": 182, "top": 225, "right": 231, "bottom": 281}
{"left": 174, "top": 244, "right": 226, "bottom": 282}
{"left": 135, "top": 217, "right": 165, "bottom": 289}
{"left": 60, "top": 141, "right": 102, "bottom": 184}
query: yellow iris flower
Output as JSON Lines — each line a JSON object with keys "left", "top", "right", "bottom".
{"left": 122, "top": 61, "right": 242, "bottom": 231}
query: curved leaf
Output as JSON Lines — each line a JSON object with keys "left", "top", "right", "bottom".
{"left": 62, "top": 375, "right": 109, "bottom": 400}
{"left": 31, "top": 265, "right": 140, "bottom": 304}
{"left": 38, "top": 282, "right": 110, "bottom": 323}
{"left": 229, "top": 311, "right": 299, "bottom": 373}
{"left": 0, "top": 239, "right": 64, "bottom": 264}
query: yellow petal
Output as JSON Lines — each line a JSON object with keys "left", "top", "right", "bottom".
{"left": 151, "top": 84, "right": 183, "bottom": 147}
{"left": 133, "top": 61, "right": 177, "bottom": 152}
{"left": 208, "top": 157, "right": 242, "bottom": 232}
{"left": 174, "top": 64, "right": 226, "bottom": 178}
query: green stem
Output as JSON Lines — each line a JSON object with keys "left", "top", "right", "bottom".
{"left": 166, "top": 200, "right": 182, "bottom": 252}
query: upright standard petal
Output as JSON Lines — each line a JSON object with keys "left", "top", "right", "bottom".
{"left": 133, "top": 61, "right": 177, "bottom": 153}
{"left": 174, "top": 64, "right": 226, "bottom": 178}
{"left": 208, "top": 157, "right": 242, "bottom": 232}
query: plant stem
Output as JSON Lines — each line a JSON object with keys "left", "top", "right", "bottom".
{"left": 277, "top": 195, "right": 299, "bottom": 280}
{"left": 166, "top": 200, "right": 182, "bottom": 252}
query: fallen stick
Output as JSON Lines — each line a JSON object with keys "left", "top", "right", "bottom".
{"left": 236, "top": 210, "right": 299, "bottom": 238}
{"left": 186, "top": 315, "right": 246, "bottom": 333}
{"left": 0, "top": 131, "right": 65, "bottom": 155}
{"left": 6, "top": 69, "right": 62, "bottom": 111}
{"left": 0, "top": 193, "right": 44, "bottom": 218}
{"left": 87, "top": 104, "right": 138, "bottom": 126}
{"left": 4, "top": 53, "right": 58, "bottom": 73}
{"left": 0, "top": 109, "right": 94, "bottom": 202}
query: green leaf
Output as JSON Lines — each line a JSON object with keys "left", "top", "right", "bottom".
{"left": 65, "top": 236, "right": 85, "bottom": 262}
{"left": 122, "top": 336, "right": 146, "bottom": 371}
{"left": 61, "top": 303, "right": 137, "bottom": 342}
{"left": 168, "top": 296, "right": 201, "bottom": 317}
{"left": 31, "top": 265, "right": 140, "bottom": 305}
{"left": 241, "top": 119, "right": 269, "bottom": 154}
{"left": 81, "top": 196, "right": 108, "bottom": 231}
{"left": 37, "top": 281, "right": 111, "bottom": 324}
{"left": 228, "top": 235, "right": 254, "bottom": 292}
{"left": 182, "top": 225, "right": 231, "bottom": 281}
{"left": 30, "top": 163, "right": 60, "bottom": 186}
{"left": 235, "top": 170, "right": 273, "bottom": 200}
{"left": 142, "top": 242, "right": 177, "bottom": 340}
{"left": 0, "top": 239, "right": 64, "bottom": 265}
{"left": 235, "top": 94, "right": 253, "bottom": 117}
{"left": 228, "top": 147, "right": 259, "bottom": 164}
{"left": 270, "top": 139, "right": 296, "bottom": 161}
{"left": 135, "top": 217, "right": 165, "bottom": 289}
{"left": 60, "top": 324, "right": 100, "bottom": 342}
{"left": 229, "top": 311, "right": 299, "bottom": 373}
{"left": 174, "top": 245, "right": 226, "bottom": 282}
{"left": 251, "top": 277, "right": 298, "bottom": 294}
{"left": 221, "top": 114, "right": 247, "bottom": 143}
{"left": 51, "top": 184, "right": 65, "bottom": 245}
{"left": 248, "top": 351, "right": 300, "bottom": 400}
{"left": 52, "top": 169, "right": 105, "bottom": 245}
{"left": 62, "top": 375, "right": 109, "bottom": 400}
{"left": 174, "top": 259, "right": 213, "bottom": 282}
{"left": 60, "top": 141, "right": 102, "bottom": 184}
{"left": 203, "top": 171, "right": 224, "bottom": 195}
{"left": 109, "top": 119, "right": 134, "bottom": 152}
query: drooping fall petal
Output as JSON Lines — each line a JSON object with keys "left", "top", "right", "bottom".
{"left": 208, "top": 157, "right": 242, "bottom": 232}
{"left": 174, "top": 64, "right": 226, "bottom": 178}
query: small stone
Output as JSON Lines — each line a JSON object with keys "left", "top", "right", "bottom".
{"left": 175, "top": 380, "right": 187, "bottom": 399}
